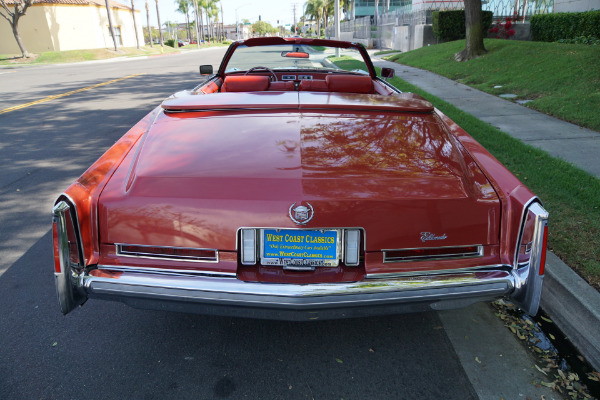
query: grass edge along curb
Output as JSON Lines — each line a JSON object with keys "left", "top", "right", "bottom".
{"left": 386, "top": 74, "right": 600, "bottom": 290}
{"left": 383, "top": 39, "right": 600, "bottom": 132}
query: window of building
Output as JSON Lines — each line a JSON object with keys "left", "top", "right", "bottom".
{"left": 108, "top": 26, "right": 123, "bottom": 46}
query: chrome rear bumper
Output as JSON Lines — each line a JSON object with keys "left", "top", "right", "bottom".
{"left": 74, "top": 265, "right": 526, "bottom": 320}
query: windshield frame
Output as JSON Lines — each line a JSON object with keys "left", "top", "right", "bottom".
{"left": 217, "top": 37, "right": 377, "bottom": 79}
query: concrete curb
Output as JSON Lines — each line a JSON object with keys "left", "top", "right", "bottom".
{"left": 541, "top": 252, "right": 600, "bottom": 371}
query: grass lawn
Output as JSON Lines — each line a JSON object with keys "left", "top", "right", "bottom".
{"left": 0, "top": 42, "right": 228, "bottom": 66}
{"left": 384, "top": 39, "right": 600, "bottom": 132}
{"left": 332, "top": 57, "right": 600, "bottom": 290}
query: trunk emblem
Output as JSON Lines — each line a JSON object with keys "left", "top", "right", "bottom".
{"left": 289, "top": 202, "right": 314, "bottom": 225}
{"left": 420, "top": 232, "right": 448, "bottom": 242}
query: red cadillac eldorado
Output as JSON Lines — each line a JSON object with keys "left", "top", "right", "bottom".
{"left": 52, "top": 37, "right": 548, "bottom": 320}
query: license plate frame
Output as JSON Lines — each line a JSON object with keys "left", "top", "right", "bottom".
{"left": 260, "top": 229, "right": 341, "bottom": 267}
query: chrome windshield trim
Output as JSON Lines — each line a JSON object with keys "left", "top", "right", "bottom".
{"left": 382, "top": 245, "right": 484, "bottom": 263}
{"left": 97, "top": 265, "right": 236, "bottom": 278}
{"left": 115, "top": 244, "right": 219, "bottom": 263}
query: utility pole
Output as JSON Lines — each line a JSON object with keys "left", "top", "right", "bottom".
{"left": 146, "top": 0, "right": 153, "bottom": 47}
{"left": 220, "top": 1, "right": 224, "bottom": 41}
{"left": 335, "top": 0, "right": 340, "bottom": 56}
{"left": 292, "top": 3, "right": 296, "bottom": 35}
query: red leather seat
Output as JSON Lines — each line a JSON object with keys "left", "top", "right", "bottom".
{"left": 298, "top": 79, "right": 328, "bottom": 92}
{"left": 221, "top": 75, "right": 270, "bottom": 92}
{"left": 326, "top": 75, "right": 373, "bottom": 94}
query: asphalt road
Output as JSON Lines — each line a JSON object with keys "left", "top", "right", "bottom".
{"left": 0, "top": 48, "right": 560, "bottom": 400}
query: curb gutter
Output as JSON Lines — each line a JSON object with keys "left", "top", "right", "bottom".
{"left": 541, "top": 252, "right": 600, "bottom": 371}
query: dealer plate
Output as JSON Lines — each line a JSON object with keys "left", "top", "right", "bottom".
{"left": 260, "top": 229, "right": 341, "bottom": 267}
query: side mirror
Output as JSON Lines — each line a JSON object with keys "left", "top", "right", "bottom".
{"left": 381, "top": 67, "right": 395, "bottom": 79}
{"left": 199, "top": 65, "right": 213, "bottom": 76}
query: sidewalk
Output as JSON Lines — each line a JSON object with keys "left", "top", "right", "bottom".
{"left": 370, "top": 54, "right": 600, "bottom": 371}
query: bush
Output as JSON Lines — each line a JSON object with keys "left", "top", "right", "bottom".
{"left": 165, "top": 39, "right": 175, "bottom": 48}
{"left": 531, "top": 10, "right": 600, "bottom": 42}
{"left": 432, "top": 10, "right": 493, "bottom": 41}
{"left": 557, "top": 36, "right": 600, "bottom": 45}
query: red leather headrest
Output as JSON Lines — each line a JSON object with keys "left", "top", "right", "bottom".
{"left": 222, "top": 75, "right": 270, "bottom": 92}
{"left": 326, "top": 75, "right": 373, "bottom": 94}
{"left": 298, "top": 79, "right": 329, "bottom": 92}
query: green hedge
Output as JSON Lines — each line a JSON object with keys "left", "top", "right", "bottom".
{"left": 531, "top": 11, "right": 600, "bottom": 42}
{"left": 432, "top": 10, "right": 493, "bottom": 41}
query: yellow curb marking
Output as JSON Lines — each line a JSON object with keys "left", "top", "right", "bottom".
{"left": 0, "top": 73, "right": 146, "bottom": 115}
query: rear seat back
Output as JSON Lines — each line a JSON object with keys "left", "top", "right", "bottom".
{"left": 221, "top": 75, "right": 270, "bottom": 92}
{"left": 326, "top": 75, "right": 373, "bottom": 94}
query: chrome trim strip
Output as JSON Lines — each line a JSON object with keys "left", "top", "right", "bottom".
{"left": 382, "top": 245, "right": 484, "bottom": 263}
{"left": 97, "top": 265, "right": 236, "bottom": 278}
{"left": 116, "top": 243, "right": 219, "bottom": 263}
{"left": 83, "top": 266, "right": 514, "bottom": 302}
{"left": 366, "top": 264, "right": 508, "bottom": 279}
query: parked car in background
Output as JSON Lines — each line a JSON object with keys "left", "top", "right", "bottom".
{"left": 52, "top": 37, "right": 548, "bottom": 320}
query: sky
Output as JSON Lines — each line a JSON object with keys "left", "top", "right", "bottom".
{"left": 134, "top": 0, "right": 304, "bottom": 29}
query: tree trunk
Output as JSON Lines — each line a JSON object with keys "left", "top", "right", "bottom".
{"left": 105, "top": 0, "right": 118, "bottom": 51}
{"left": 131, "top": 0, "right": 140, "bottom": 49}
{"left": 155, "top": 0, "right": 163, "bottom": 46}
{"left": 455, "top": 0, "right": 487, "bottom": 61}
{"left": 200, "top": 8, "right": 204, "bottom": 42}
{"left": 186, "top": 13, "right": 191, "bottom": 41}
{"left": 146, "top": 1, "right": 153, "bottom": 47}
{"left": 11, "top": 15, "right": 31, "bottom": 58}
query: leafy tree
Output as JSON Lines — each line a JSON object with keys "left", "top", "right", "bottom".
{"left": 455, "top": 0, "right": 487, "bottom": 61}
{"left": 251, "top": 20, "right": 276, "bottom": 37}
{"left": 0, "top": 0, "right": 34, "bottom": 57}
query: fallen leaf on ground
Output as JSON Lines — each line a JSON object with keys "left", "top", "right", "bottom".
{"left": 535, "top": 364, "right": 548, "bottom": 375}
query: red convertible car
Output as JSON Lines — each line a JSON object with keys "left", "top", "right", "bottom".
{"left": 52, "top": 37, "right": 548, "bottom": 320}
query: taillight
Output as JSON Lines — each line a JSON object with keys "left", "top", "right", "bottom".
{"left": 52, "top": 201, "right": 83, "bottom": 274}
{"left": 515, "top": 202, "right": 549, "bottom": 274}
{"left": 52, "top": 222, "right": 61, "bottom": 273}
{"left": 539, "top": 226, "right": 548, "bottom": 275}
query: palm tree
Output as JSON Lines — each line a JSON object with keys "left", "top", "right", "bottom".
{"left": 176, "top": 0, "right": 192, "bottom": 41}
{"left": 304, "top": 0, "right": 324, "bottom": 38}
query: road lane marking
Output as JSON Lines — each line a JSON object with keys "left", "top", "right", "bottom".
{"left": 0, "top": 73, "right": 146, "bottom": 115}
